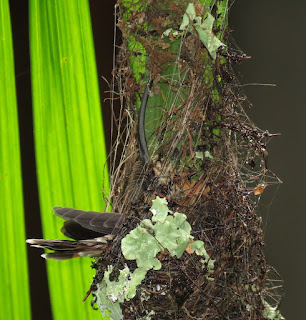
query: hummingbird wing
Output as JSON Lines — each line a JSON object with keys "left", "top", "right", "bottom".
{"left": 52, "top": 207, "right": 123, "bottom": 240}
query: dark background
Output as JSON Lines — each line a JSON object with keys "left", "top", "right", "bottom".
{"left": 9, "top": 0, "right": 305, "bottom": 319}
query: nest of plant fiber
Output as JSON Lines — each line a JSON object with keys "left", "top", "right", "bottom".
{"left": 91, "top": 1, "right": 283, "bottom": 319}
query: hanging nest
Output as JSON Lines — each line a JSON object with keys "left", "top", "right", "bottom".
{"left": 92, "top": 1, "right": 284, "bottom": 319}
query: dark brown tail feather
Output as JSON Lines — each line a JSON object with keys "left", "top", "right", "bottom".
{"left": 26, "top": 236, "right": 114, "bottom": 260}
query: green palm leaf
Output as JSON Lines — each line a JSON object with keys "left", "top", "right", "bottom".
{"left": 0, "top": 0, "right": 31, "bottom": 319}
{"left": 29, "top": 0, "right": 109, "bottom": 318}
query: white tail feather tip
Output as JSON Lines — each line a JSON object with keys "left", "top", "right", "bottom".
{"left": 26, "top": 239, "right": 38, "bottom": 244}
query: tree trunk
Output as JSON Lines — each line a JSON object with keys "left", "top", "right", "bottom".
{"left": 94, "top": 1, "right": 285, "bottom": 319}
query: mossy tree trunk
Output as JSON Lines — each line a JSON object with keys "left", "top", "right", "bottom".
{"left": 93, "top": 1, "right": 284, "bottom": 319}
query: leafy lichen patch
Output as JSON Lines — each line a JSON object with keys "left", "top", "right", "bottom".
{"left": 96, "top": 196, "right": 215, "bottom": 318}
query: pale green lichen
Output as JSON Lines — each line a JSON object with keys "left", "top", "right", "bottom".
{"left": 163, "top": 2, "right": 225, "bottom": 59}
{"left": 96, "top": 196, "right": 215, "bottom": 318}
{"left": 122, "top": 196, "right": 215, "bottom": 284}
{"left": 195, "top": 151, "right": 204, "bottom": 160}
{"left": 205, "top": 150, "right": 213, "bottom": 159}
{"left": 191, "top": 240, "right": 215, "bottom": 281}
{"left": 95, "top": 266, "right": 148, "bottom": 320}
{"left": 150, "top": 195, "right": 169, "bottom": 222}
{"left": 262, "top": 298, "right": 284, "bottom": 320}
{"left": 95, "top": 266, "right": 124, "bottom": 320}
{"left": 244, "top": 298, "right": 284, "bottom": 320}
{"left": 121, "top": 224, "right": 162, "bottom": 271}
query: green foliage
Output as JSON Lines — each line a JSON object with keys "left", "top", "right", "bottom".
{"left": 179, "top": 3, "right": 225, "bottom": 59}
{"left": 0, "top": 1, "right": 31, "bottom": 319}
{"left": 121, "top": 0, "right": 228, "bottom": 159}
{"left": 128, "top": 36, "right": 146, "bottom": 84}
{"left": 163, "top": 3, "right": 225, "bottom": 59}
{"left": 29, "top": 0, "right": 109, "bottom": 318}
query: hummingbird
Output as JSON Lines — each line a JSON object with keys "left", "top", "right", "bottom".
{"left": 27, "top": 81, "right": 152, "bottom": 260}
{"left": 26, "top": 207, "right": 123, "bottom": 260}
